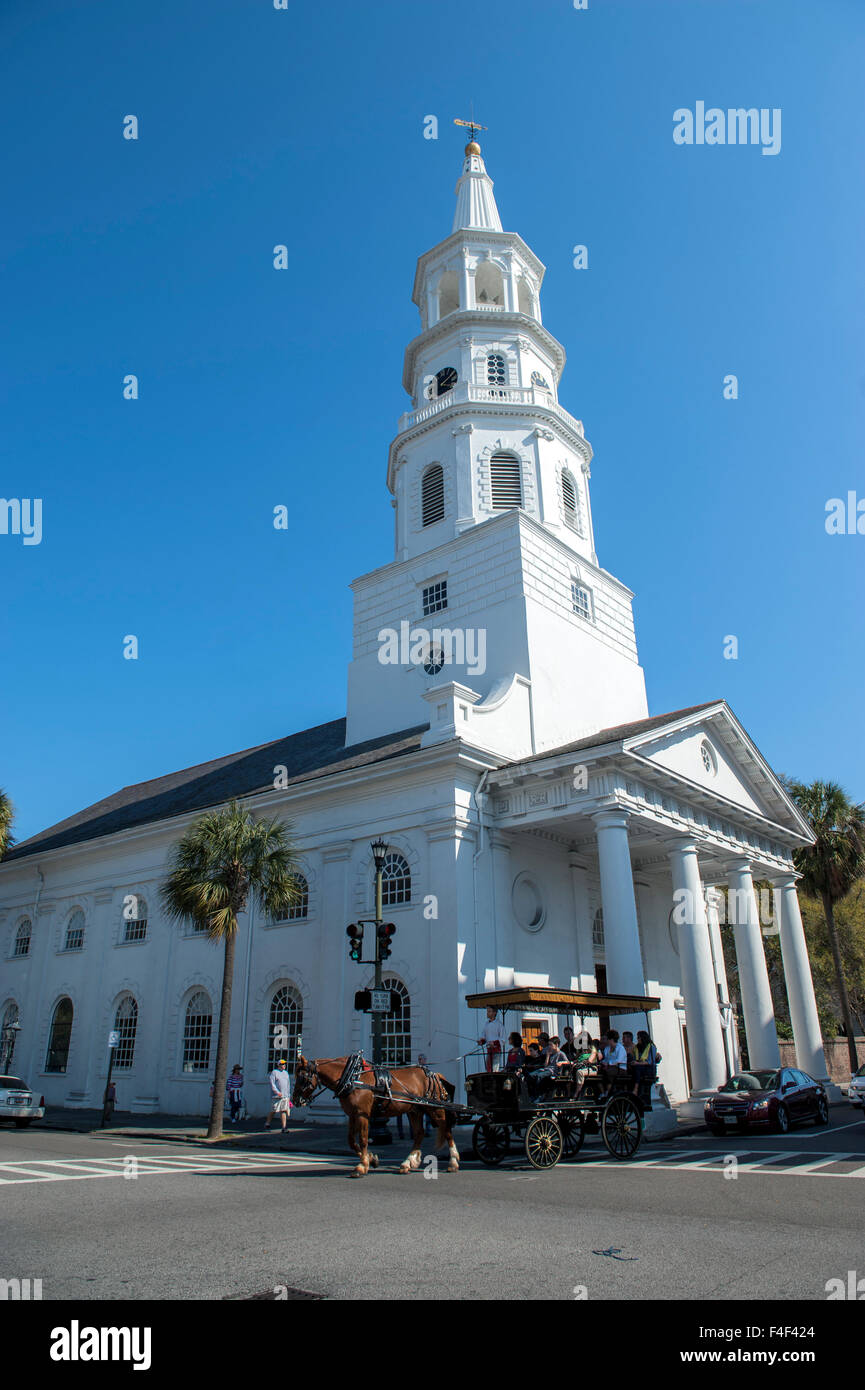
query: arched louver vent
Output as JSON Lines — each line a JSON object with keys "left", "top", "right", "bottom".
{"left": 490, "top": 453, "right": 522, "bottom": 510}
{"left": 561, "top": 470, "right": 576, "bottom": 515}
{"left": 421, "top": 465, "right": 445, "bottom": 527}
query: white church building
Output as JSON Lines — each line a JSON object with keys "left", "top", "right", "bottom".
{"left": 0, "top": 141, "right": 833, "bottom": 1119}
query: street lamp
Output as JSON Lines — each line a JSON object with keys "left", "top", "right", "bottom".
{"left": 370, "top": 837, "right": 391, "bottom": 1145}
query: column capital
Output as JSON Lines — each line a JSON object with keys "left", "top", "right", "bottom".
{"left": 768, "top": 870, "right": 799, "bottom": 889}
{"left": 662, "top": 835, "right": 699, "bottom": 859}
{"left": 591, "top": 806, "right": 630, "bottom": 833}
{"left": 726, "top": 857, "right": 754, "bottom": 878}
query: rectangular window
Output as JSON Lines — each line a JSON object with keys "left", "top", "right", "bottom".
{"left": 124, "top": 918, "right": 147, "bottom": 942}
{"left": 422, "top": 579, "right": 448, "bottom": 616}
{"left": 571, "top": 582, "right": 592, "bottom": 621}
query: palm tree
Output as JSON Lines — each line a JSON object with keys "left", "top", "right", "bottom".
{"left": 786, "top": 779, "right": 865, "bottom": 1071}
{"left": 0, "top": 790, "right": 14, "bottom": 859}
{"left": 161, "top": 800, "right": 302, "bottom": 1139}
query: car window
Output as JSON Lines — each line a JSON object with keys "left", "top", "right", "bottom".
{"left": 855, "top": 1065, "right": 865, "bottom": 1079}
{"left": 722, "top": 1072, "right": 777, "bottom": 1092}
{"left": 0, "top": 1076, "right": 28, "bottom": 1089}
{"left": 795, "top": 1070, "right": 811, "bottom": 1086}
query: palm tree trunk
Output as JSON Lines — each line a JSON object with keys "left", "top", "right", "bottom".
{"left": 822, "top": 891, "right": 858, "bottom": 1073}
{"left": 207, "top": 923, "right": 237, "bottom": 1140}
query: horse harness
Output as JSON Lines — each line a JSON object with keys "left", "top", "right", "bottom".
{"left": 304, "top": 1051, "right": 449, "bottom": 1110}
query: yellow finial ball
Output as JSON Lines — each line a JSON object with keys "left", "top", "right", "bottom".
{"left": 465, "top": 140, "right": 481, "bottom": 156}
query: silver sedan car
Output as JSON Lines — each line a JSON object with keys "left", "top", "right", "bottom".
{"left": 0, "top": 1075, "right": 45, "bottom": 1128}
{"left": 848, "top": 1064, "right": 865, "bottom": 1110}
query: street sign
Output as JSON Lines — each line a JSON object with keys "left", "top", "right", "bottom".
{"left": 370, "top": 989, "right": 391, "bottom": 1014}
{"left": 108, "top": 1030, "right": 119, "bottom": 1048}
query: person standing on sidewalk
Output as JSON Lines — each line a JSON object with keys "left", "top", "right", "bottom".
{"left": 102, "top": 1081, "right": 116, "bottom": 1126}
{"left": 226, "top": 1064, "right": 244, "bottom": 1123}
{"left": 264, "top": 1059, "right": 292, "bottom": 1132}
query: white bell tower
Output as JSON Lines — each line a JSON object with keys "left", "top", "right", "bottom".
{"left": 345, "top": 140, "right": 648, "bottom": 757}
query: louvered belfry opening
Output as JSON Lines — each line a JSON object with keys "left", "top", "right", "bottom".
{"left": 490, "top": 452, "right": 522, "bottom": 509}
{"left": 421, "top": 464, "right": 445, "bottom": 526}
{"left": 561, "top": 470, "right": 576, "bottom": 514}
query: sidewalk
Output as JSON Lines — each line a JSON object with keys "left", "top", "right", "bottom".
{"left": 40, "top": 1104, "right": 703, "bottom": 1150}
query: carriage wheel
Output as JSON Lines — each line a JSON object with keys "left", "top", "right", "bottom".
{"left": 471, "top": 1121, "right": 510, "bottom": 1166}
{"left": 601, "top": 1095, "right": 642, "bottom": 1160}
{"left": 557, "top": 1112, "right": 586, "bottom": 1159}
{"left": 525, "top": 1115, "right": 563, "bottom": 1169}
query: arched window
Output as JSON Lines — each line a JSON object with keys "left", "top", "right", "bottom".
{"left": 518, "top": 278, "right": 534, "bottom": 317}
{"left": 65, "top": 909, "right": 85, "bottom": 951}
{"left": 437, "top": 270, "right": 459, "bottom": 318}
{"left": 113, "top": 995, "right": 138, "bottom": 1070}
{"left": 592, "top": 908, "right": 605, "bottom": 950}
{"left": 1, "top": 1002, "right": 19, "bottom": 1068}
{"left": 380, "top": 852, "right": 411, "bottom": 907}
{"left": 490, "top": 452, "right": 523, "bottom": 510}
{"left": 270, "top": 874, "right": 309, "bottom": 923}
{"left": 14, "top": 919, "right": 31, "bottom": 958}
{"left": 380, "top": 977, "right": 411, "bottom": 1066}
{"left": 182, "top": 991, "right": 213, "bottom": 1073}
{"left": 123, "top": 895, "right": 148, "bottom": 943}
{"left": 486, "top": 353, "right": 506, "bottom": 386}
{"left": 45, "top": 997, "right": 73, "bottom": 1073}
{"left": 421, "top": 465, "right": 445, "bottom": 527}
{"left": 267, "top": 984, "right": 303, "bottom": 1072}
{"left": 475, "top": 261, "right": 504, "bottom": 306}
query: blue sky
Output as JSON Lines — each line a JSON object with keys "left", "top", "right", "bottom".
{"left": 2, "top": 0, "right": 863, "bottom": 842}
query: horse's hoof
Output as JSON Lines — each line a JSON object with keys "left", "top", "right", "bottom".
{"left": 398, "top": 1163, "right": 410, "bottom": 1174}
{"left": 369, "top": 1154, "right": 379, "bottom": 1169}
{"left": 447, "top": 1163, "right": 459, "bottom": 1173}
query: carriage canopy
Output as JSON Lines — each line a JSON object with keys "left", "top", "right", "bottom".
{"left": 465, "top": 986, "right": 661, "bottom": 1015}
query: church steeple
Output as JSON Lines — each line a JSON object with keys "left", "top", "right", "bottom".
{"left": 345, "top": 141, "right": 648, "bottom": 756}
{"left": 452, "top": 141, "right": 503, "bottom": 233}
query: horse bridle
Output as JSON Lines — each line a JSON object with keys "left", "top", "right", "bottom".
{"left": 293, "top": 1058, "right": 326, "bottom": 1108}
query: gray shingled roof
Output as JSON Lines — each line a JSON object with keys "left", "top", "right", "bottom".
{"left": 3, "top": 701, "right": 724, "bottom": 866}
{"left": 5, "top": 718, "right": 428, "bottom": 862}
{"left": 510, "top": 702, "right": 723, "bottom": 763}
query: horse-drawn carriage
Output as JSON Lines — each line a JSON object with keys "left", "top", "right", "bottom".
{"left": 292, "top": 985, "right": 661, "bottom": 1176}
{"left": 465, "top": 985, "right": 661, "bottom": 1169}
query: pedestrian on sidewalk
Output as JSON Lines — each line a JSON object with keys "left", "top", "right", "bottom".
{"left": 264, "top": 1058, "right": 292, "bottom": 1132}
{"left": 226, "top": 1064, "right": 244, "bottom": 1123}
{"left": 102, "top": 1081, "right": 116, "bottom": 1126}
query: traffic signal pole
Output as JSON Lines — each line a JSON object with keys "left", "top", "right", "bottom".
{"left": 372, "top": 860, "right": 383, "bottom": 1069}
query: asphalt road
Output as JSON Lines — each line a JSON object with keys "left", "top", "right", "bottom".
{"left": 3, "top": 1110, "right": 864, "bottom": 1301}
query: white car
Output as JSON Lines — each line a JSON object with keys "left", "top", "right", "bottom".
{"left": 0, "top": 1075, "right": 45, "bottom": 1128}
{"left": 848, "top": 1064, "right": 865, "bottom": 1109}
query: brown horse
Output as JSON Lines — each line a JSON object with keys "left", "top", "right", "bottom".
{"left": 293, "top": 1054, "right": 460, "bottom": 1178}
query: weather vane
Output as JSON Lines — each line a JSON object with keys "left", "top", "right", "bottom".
{"left": 454, "top": 111, "right": 487, "bottom": 145}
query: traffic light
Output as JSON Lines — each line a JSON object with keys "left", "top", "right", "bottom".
{"left": 346, "top": 922, "right": 364, "bottom": 962}
{"left": 378, "top": 922, "right": 396, "bottom": 959}
{"left": 354, "top": 990, "right": 372, "bottom": 1013}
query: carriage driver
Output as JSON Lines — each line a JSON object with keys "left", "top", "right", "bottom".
{"left": 478, "top": 1006, "right": 507, "bottom": 1073}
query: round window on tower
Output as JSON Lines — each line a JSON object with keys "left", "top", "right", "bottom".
{"left": 435, "top": 366, "right": 457, "bottom": 398}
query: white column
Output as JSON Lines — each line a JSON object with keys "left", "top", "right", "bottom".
{"left": 506, "top": 256, "right": 519, "bottom": 313}
{"left": 593, "top": 810, "right": 645, "bottom": 1032}
{"left": 490, "top": 834, "right": 514, "bottom": 988}
{"left": 773, "top": 875, "right": 831, "bottom": 1081}
{"left": 460, "top": 251, "right": 473, "bottom": 311}
{"left": 728, "top": 859, "right": 781, "bottom": 1070}
{"left": 705, "top": 887, "right": 739, "bottom": 1075}
{"left": 667, "top": 842, "right": 728, "bottom": 1093}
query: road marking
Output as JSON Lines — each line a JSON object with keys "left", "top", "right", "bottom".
{"left": 0, "top": 1151, "right": 345, "bottom": 1185}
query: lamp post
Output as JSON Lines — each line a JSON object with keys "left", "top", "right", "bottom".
{"left": 0, "top": 1020, "right": 21, "bottom": 1073}
{"left": 369, "top": 836, "right": 392, "bottom": 1146}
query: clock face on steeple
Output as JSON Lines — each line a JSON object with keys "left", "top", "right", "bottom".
{"left": 434, "top": 366, "right": 457, "bottom": 397}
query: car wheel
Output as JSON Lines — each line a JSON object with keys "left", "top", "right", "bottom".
{"left": 814, "top": 1095, "right": 829, "bottom": 1126}
{"left": 14, "top": 1119, "right": 31, "bottom": 1128}
{"left": 774, "top": 1103, "right": 790, "bottom": 1134}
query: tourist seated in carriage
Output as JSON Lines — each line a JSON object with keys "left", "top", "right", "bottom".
{"left": 523, "top": 1041, "right": 543, "bottom": 1082}
{"left": 526, "top": 1036, "right": 571, "bottom": 1101}
{"left": 598, "top": 1029, "right": 628, "bottom": 1098}
{"left": 505, "top": 1032, "right": 526, "bottom": 1071}
{"left": 631, "top": 1030, "right": 661, "bottom": 1098}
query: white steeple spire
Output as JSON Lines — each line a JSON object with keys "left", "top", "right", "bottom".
{"left": 452, "top": 141, "right": 502, "bottom": 233}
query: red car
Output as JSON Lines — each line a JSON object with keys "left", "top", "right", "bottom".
{"left": 704, "top": 1067, "right": 829, "bottom": 1135}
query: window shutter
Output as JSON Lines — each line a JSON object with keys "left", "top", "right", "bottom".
{"left": 421, "top": 465, "right": 445, "bottom": 526}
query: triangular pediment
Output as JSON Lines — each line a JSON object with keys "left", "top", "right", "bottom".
{"left": 622, "top": 702, "right": 812, "bottom": 839}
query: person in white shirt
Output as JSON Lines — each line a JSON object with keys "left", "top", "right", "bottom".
{"left": 478, "top": 1006, "right": 507, "bottom": 1073}
{"left": 599, "top": 1029, "right": 628, "bottom": 1096}
{"left": 264, "top": 1058, "right": 292, "bottom": 1132}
